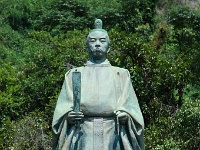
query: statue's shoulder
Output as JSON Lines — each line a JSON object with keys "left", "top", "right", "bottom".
{"left": 71, "top": 66, "right": 85, "bottom": 72}
{"left": 110, "top": 66, "right": 131, "bottom": 79}
{"left": 111, "top": 66, "right": 129, "bottom": 74}
{"left": 65, "top": 66, "right": 85, "bottom": 75}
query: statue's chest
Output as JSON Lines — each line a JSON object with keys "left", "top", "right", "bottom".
{"left": 80, "top": 67, "right": 118, "bottom": 116}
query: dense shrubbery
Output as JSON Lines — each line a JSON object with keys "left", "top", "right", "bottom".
{"left": 0, "top": 0, "right": 199, "bottom": 149}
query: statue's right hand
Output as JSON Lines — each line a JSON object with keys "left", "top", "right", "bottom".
{"left": 67, "top": 111, "right": 84, "bottom": 124}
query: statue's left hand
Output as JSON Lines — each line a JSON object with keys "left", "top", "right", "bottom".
{"left": 116, "top": 111, "right": 128, "bottom": 125}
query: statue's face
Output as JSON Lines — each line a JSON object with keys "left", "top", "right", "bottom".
{"left": 87, "top": 30, "right": 109, "bottom": 60}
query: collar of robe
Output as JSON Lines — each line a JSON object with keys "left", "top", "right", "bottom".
{"left": 85, "top": 59, "right": 111, "bottom": 67}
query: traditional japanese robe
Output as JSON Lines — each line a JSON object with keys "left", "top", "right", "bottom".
{"left": 52, "top": 60, "right": 145, "bottom": 150}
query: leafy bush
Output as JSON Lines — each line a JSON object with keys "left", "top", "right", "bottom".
{"left": 166, "top": 5, "right": 200, "bottom": 84}
{"left": 153, "top": 138, "right": 181, "bottom": 150}
{"left": 109, "top": 26, "right": 190, "bottom": 123}
{"left": 0, "top": 63, "right": 25, "bottom": 123}
{"left": 145, "top": 98, "right": 200, "bottom": 150}
{"left": 0, "top": 0, "right": 200, "bottom": 149}
{"left": 175, "top": 99, "right": 200, "bottom": 149}
{"left": 0, "top": 0, "right": 33, "bottom": 30}
{"left": 1, "top": 114, "right": 51, "bottom": 150}
{"left": 31, "top": 0, "right": 90, "bottom": 32}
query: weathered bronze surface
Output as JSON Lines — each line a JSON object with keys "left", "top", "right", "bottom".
{"left": 72, "top": 71, "right": 81, "bottom": 127}
{"left": 52, "top": 19, "right": 145, "bottom": 150}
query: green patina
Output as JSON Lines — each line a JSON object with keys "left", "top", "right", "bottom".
{"left": 52, "top": 19, "right": 145, "bottom": 150}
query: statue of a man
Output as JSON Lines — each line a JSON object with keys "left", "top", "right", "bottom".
{"left": 52, "top": 19, "right": 145, "bottom": 150}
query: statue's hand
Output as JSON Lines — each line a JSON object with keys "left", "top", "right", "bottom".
{"left": 116, "top": 111, "right": 128, "bottom": 125}
{"left": 67, "top": 111, "right": 84, "bottom": 124}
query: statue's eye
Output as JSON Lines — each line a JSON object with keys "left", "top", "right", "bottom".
{"left": 90, "top": 39, "right": 96, "bottom": 42}
{"left": 100, "top": 38, "right": 106, "bottom": 42}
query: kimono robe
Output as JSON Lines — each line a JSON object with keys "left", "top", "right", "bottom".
{"left": 52, "top": 60, "right": 145, "bottom": 150}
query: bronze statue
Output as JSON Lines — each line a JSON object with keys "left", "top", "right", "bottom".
{"left": 52, "top": 19, "right": 145, "bottom": 150}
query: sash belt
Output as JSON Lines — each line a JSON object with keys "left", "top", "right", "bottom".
{"left": 93, "top": 117, "right": 104, "bottom": 150}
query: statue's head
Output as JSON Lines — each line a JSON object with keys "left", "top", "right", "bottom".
{"left": 86, "top": 19, "right": 110, "bottom": 61}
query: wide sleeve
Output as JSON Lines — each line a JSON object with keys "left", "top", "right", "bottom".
{"left": 116, "top": 69, "right": 145, "bottom": 150}
{"left": 52, "top": 70, "right": 74, "bottom": 149}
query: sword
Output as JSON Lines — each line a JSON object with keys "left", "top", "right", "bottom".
{"left": 72, "top": 71, "right": 81, "bottom": 127}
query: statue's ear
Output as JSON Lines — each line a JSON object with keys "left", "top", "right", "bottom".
{"left": 86, "top": 46, "right": 90, "bottom": 53}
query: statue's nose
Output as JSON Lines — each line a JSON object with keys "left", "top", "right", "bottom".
{"left": 95, "top": 40, "right": 101, "bottom": 47}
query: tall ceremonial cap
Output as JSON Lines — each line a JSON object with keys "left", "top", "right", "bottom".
{"left": 89, "top": 19, "right": 107, "bottom": 33}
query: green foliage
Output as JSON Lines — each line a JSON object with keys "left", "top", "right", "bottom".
{"left": 109, "top": 25, "right": 190, "bottom": 117}
{"left": 145, "top": 99, "right": 200, "bottom": 150}
{"left": 0, "top": 29, "right": 88, "bottom": 140}
{"left": 1, "top": 114, "right": 51, "bottom": 150}
{"left": 0, "top": 25, "right": 24, "bottom": 53}
{"left": 18, "top": 30, "right": 87, "bottom": 115}
{"left": 118, "top": 0, "right": 156, "bottom": 32}
{"left": 0, "top": 0, "right": 158, "bottom": 33}
{"left": 166, "top": 5, "right": 200, "bottom": 84}
{"left": 0, "top": 63, "right": 25, "bottom": 123}
{"left": 167, "top": 5, "right": 200, "bottom": 29}
{"left": 77, "top": 0, "right": 122, "bottom": 30}
{"left": 0, "top": 0, "right": 33, "bottom": 30}
{"left": 0, "top": 0, "right": 200, "bottom": 149}
{"left": 32, "top": 0, "right": 90, "bottom": 32}
{"left": 175, "top": 99, "right": 200, "bottom": 149}
{"left": 153, "top": 138, "right": 181, "bottom": 150}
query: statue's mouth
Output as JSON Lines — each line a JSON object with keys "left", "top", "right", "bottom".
{"left": 94, "top": 49, "right": 102, "bottom": 52}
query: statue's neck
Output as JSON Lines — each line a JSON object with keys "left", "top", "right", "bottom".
{"left": 89, "top": 56, "right": 107, "bottom": 64}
